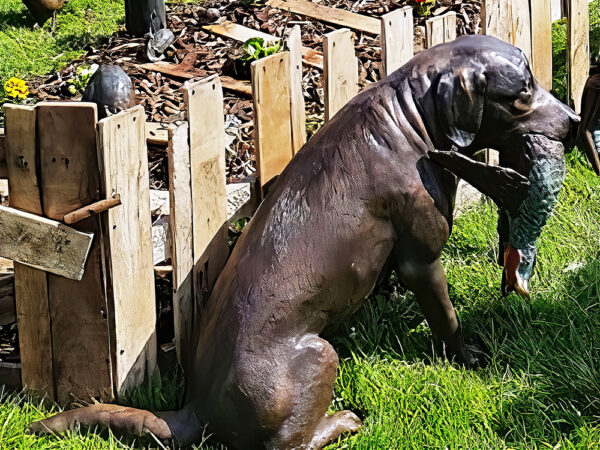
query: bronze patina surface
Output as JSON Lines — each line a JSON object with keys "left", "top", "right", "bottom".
{"left": 29, "top": 35, "right": 580, "bottom": 449}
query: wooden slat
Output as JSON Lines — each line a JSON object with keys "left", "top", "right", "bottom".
{"left": 268, "top": 0, "right": 380, "bottom": 34}
{"left": 167, "top": 123, "right": 194, "bottom": 367}
{"left": 426, "top": 12, "right": 456, "bottom": 48}
{"left": 4, "top": 105, "right": 41, "bottom": 214}
{"left": 251, "top": 53, "right": 294, "bottom": 187}
{"left": 37, "top": 102, "right": 113, "bottom": 405}
{"left": 323, "top": 29, "right": 358, "bottom": 122}
{"left": 0, "top": 128, "right": 6, "bottom": 178}
{"left": 288, "top": 25, "right": 307, "bottom": 154}
{"left": 568, "top": 0, "right": 590, "bottom": 113}
{"left": 381, "top": 6, "right": 413, "bottom": 76}
{"left": 531, "top": 0, "right": 553, "bottom": 91}
{"left": 425, "top": 15, "right": 444, "bottom": 47}
{"left": 146, "top": 122, "right": 169, "bottom": 146}
{"left": 0, "top": 206, "right": 93, "bottom": 280}
{"left": 181, "top": 75, "right": 229, "bottom": 302}
{"left": 98, "top": 105, "right": 157, "bottom": 396}
{"left": 482, "top": 0, "right": 531, "bottom": 62}
{"left": 203, "top": 20, "right": 324, "bottom": 69}
{"left": 4, "top": 104, "right": 54, "bottom": 399}
{"left": 203, "top": 21, "right": 280, "bottom": 43}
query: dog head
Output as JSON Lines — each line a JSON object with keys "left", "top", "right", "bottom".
{"left": 404, "top": 35, "right": 582, "bottom": 297}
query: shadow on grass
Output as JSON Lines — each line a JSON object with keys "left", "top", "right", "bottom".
{"left": 0, "top": 9, "right": 36, "bottom": 29}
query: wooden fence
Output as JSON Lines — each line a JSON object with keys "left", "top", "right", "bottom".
{"left": 0, "top": 0, "right": 592, "bottom": 401}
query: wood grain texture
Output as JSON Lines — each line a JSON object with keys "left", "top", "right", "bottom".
{"left": 38, "top": 102, "right": 113, "bottom": 405}
{"left": 4, "top": 105, "right": 40, "bottom": 214}
{"left": 37, "top": 103, "right": 100, "bottom": 220}
{"left": 323, "top": 29, "right": 358, "bottom": 122}
{"left": 182, "top": 75, "right": 229, "bottom": 303}
{"left": 0, "top": 206, "right": 93, "bottom": 280}
{"left": 531, "top": 0, "right": 553, "bottom": 91}
{"left": 568, "top": 0, "right": 590, "bottom": 113}
{"left": 426, "top": 12, "right": 457, "bottom": 48}
{"left": 288, "top": 25, "right": 307, "bottom": 155}
{"left": 145, "top": 122, "right": 169, "bottom": 146}
{"left": 168, "top": 123, "right": 194, "bottom": 367}
{"left": 0, "top": 128, "right": 6, "bottom": 178}
{"left": 251, "top": 53, "right": 295, "bottom": 185}
{"left": 4, "top": 104, "right": 54, "bottom": 398}
{"left": 381, "top": 6, "right": 413, "bottom": 76}
{"left": 268, "top": 0, "right": 380, "bottom": 34}
{"left": 482, "top": 0, "right": 532, "bottom": 62}
{"left": 98, "top": 106, "right": 157, "bottom": 396}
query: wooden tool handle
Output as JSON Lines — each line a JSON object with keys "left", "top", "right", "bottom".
{"left": 63, "top": 194, "right": 121, "bottom": 224}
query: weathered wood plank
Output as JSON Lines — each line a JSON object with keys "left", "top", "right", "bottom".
{"left": 482, "top": 0, "right": 531, "bottom": 61}
{"left": 381, "top": 6, "right": 413, "bottom": 76}
{"left": 0, "top": 273, "right": 15, "bottom": 326}
{"left": 182, "top": 75, "right": 229, "bottom": 304}
{"left": 203, "top": 20, "right": 324, "bottom": 69}
{"left": 425, "top": 15, "right": 445, "bottom": 47}
{"left": 203, "top": 21, "right": 280, "bottom": 43}
{"left": 426, "top": 12, "right": 456, "bottom": 48}
{"left": 0, "top": 206, "right": 93, "bottom": 280}
{"left": 98, "top": 106, "right": 157, "bottom": 396}
{"left": 4, "top": 104, "right": 54, "bottom": 399}
{"left": 267, "top": 0, "right": 380, "bottom": 34}
{"left": 37, "top": 102, "right": 113, "bottom": 405}
{"left": 531, "top": 0, "right": 553, "bottom": 91}
{"left": 251, "top": 53, "right": 295, "bottom": 186}
{"left": 145, "top": 122, "right": 169, "bottom": 146}
{"left": 167, "top": 123, "right": 194, "bottom": 367}
{"left": 323, "top": 29, "right": 358, "bottom": 122}
{"left": 568, "top": 0, "right": 590, "bottom": 113}
{"left": 288, "top": 25, "right": 307, "bottom": 155}
{"left": 4, "top": 105, "right": 41, "bottom": 214}
{"left": 0, "top": 128, "right": 6, "bottom": 178}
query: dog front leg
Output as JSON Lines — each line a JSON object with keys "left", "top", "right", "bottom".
{"left": 397, "top": 257, "right": 481, "bottom": 368}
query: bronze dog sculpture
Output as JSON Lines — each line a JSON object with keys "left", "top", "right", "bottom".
{"left": 30, "top": 35, "right": 579, "bottom": 448}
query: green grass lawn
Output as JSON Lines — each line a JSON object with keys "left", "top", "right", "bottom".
{"left": 3, "top": 153, "right": 600, "bottom": 449}
{"left": 0, "top": 0, "right": 125, "bottom": 101}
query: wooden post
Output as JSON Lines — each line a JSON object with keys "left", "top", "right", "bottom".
{"left": 568, "top": 0, "right": 590, "bottom": 113}
{"left": 125, "top": 0, "right": 166, "bottom": 36}
{"left": 531, "top": 0, "right": 553, "bottom": 91}
{"left": 4, "top": 104, "right": 54, "bottom": 398}
{"left": 97, "top": 105, "right": 157, "bottom": 397}
{"left": 288, "top": 25, "right": 307, "bottom": 154}
{"left": 37, "top": 102, "right": 113, "bottom": 405}
{"left": 482, "top": 0, "right": 531, "bottom": 62}
{"left": 381, "top": 6, "right": 413, "bottom": 76}
{"left": 323, "top": 29, "right": 358, "bottom": 122}
{"left": 181, "top": 76, "right": 229, "bottom": 311}
{"left": 251, "top": 53, "right": 295, "bottom": 187}
{"left": 426, "top": 12, "right": 457, "bottom": 48}
{"left": 167, "top": 123, "right": 194, "bottom": 367}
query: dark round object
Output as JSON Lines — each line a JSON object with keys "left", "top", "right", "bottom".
{"left": 82, "top": 65, "right": 137, "bottom": 120}
{"left": 205, "top": 7, "right": 220, "bottom": 23}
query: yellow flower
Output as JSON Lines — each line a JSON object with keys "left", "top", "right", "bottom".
{"left": 3, "top": 77, "right": 29, "bottom": 102}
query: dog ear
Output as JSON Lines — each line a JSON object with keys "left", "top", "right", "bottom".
{"left": 437, "top": 68, "right": 487, "bottom": 148}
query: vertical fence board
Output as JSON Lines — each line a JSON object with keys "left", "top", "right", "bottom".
{"left": 425, "top": 15, "right": 445, "bottom": 47}
{"left": 381, "top": 6, "right": 413, "bottom": 76}
{"left": 37, "top": 102, "right": 113, "bottom": 405}
{"left": 568, "top": 0, "right": 590, "bottom": 113}
{"left": 251, "top": 52, "right": 295, "bottom": 185}
{"left": 483, "top": 0, "right": 531, "bottom": 61}
{"left": 4, "top": 104, "right": 54, "bottom": 398}
{"left": 323, "top": 29, "right": 358, "bottom": 122}
{"left": 531, "top": 0, "right": 553, "bottom": 91}
{"left": 182, "top": 75, "right": 229, "bottom": 306}
{"left": 288, "top": 26, "right": 307, "bottom": 154}
{"left": 168, "top": 123, "right": 194, "bottom": 367}
{"left": 98, "top": 106, "right": 157, "bottom": 397}
{"left": 426, "top": 12, "right": 456, "bottom": 48}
